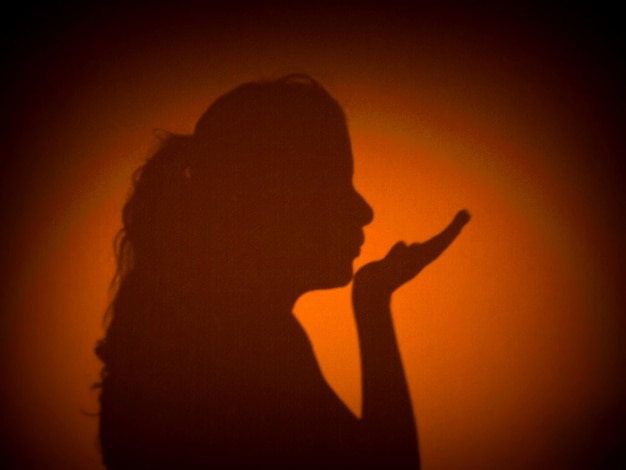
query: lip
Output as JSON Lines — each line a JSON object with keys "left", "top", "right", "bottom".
{"left": 353, "top": 231, "right": 365, "bottom": 256}
{"left": 357, "top": 231, "right": 365, "bottom": 247}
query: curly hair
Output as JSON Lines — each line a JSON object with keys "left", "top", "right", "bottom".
{"left": 95, "top": 75, "right": 352, "bottom": 467}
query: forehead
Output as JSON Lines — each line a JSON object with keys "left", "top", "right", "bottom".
{"left": 290, "top": 122, "right": 354, "bottom": 180}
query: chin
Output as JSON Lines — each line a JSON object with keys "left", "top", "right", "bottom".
{"left": 336, "top": 268, "right": 355, "bottom": 287}
{"left": 312, "top": 263, "right": 355, "bottom": 290}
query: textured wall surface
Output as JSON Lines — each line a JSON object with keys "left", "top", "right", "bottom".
{"left": 3, "top": 5, "right": 623, "bottom": 469}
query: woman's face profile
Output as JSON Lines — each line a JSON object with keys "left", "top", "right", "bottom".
{"left": 261, "top": 123, "right": 374, "bottom": 291}
{"left": 193, "top": 80, "right": 373, "bottom": 294}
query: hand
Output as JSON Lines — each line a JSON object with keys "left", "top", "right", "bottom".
{"left": 353, "top": 210, "right": 470, "bottom": 302}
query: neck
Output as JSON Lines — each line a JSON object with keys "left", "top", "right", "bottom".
{"left": 203, "top": 282, "right": 305, "bottom": 337}
{"left": 202, "top": 284, "right": 313, "bottom": 376}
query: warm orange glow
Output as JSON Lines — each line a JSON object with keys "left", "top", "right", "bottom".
{"left": 4, "top": 7, "right": 623, "bottom": 469}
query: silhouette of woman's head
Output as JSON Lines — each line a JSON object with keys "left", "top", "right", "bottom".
{"left": 97, "top": 75, "right": 374, "bottom": 468}
{"left": 123, "top": 75, "right": 373, "bottom": 299}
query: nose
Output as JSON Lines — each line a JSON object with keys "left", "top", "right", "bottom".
{"left": 354, "top": 191, "right": 374, "bottom": 226}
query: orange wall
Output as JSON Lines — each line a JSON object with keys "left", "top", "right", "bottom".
{"left": 3, "top": 6, "right": 623, "bottom": 469}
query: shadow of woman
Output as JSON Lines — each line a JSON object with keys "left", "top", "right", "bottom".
{"left": 95, "top": 75, "right": 469, "bottom": 469}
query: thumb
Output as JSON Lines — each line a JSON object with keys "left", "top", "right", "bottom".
{"left": 384, "top": 241, "right": 409, "bottom": 263}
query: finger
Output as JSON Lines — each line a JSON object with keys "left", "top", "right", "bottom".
{"left": 384, "top": 241, "right": 408, "bottom": 262}
{"left": 408, "top": 210, "right": 470, "bottom": 265}
{"left": 453, "top": 209, "right": 471, "bottom": 228}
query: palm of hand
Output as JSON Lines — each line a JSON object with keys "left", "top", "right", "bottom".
{"left": 353, "top": 210, "right": 470, "bottom": 303}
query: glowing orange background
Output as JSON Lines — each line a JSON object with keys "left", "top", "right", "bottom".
{"left": 3, "top": 6, "right": 624, "bottom": 469}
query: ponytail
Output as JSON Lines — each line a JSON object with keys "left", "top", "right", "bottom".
{"left": 121, "top": 133, "right": 194, "bottom": 275}
{"left": 96, "top": 132, "right": 195, "bottom": 375}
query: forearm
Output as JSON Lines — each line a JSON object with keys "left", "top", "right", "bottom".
{"left": 354, "top": 291, "right": 420, "bottom": 468}
{"left": 351, "top": 210, "right": 469, "bottom": 467}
